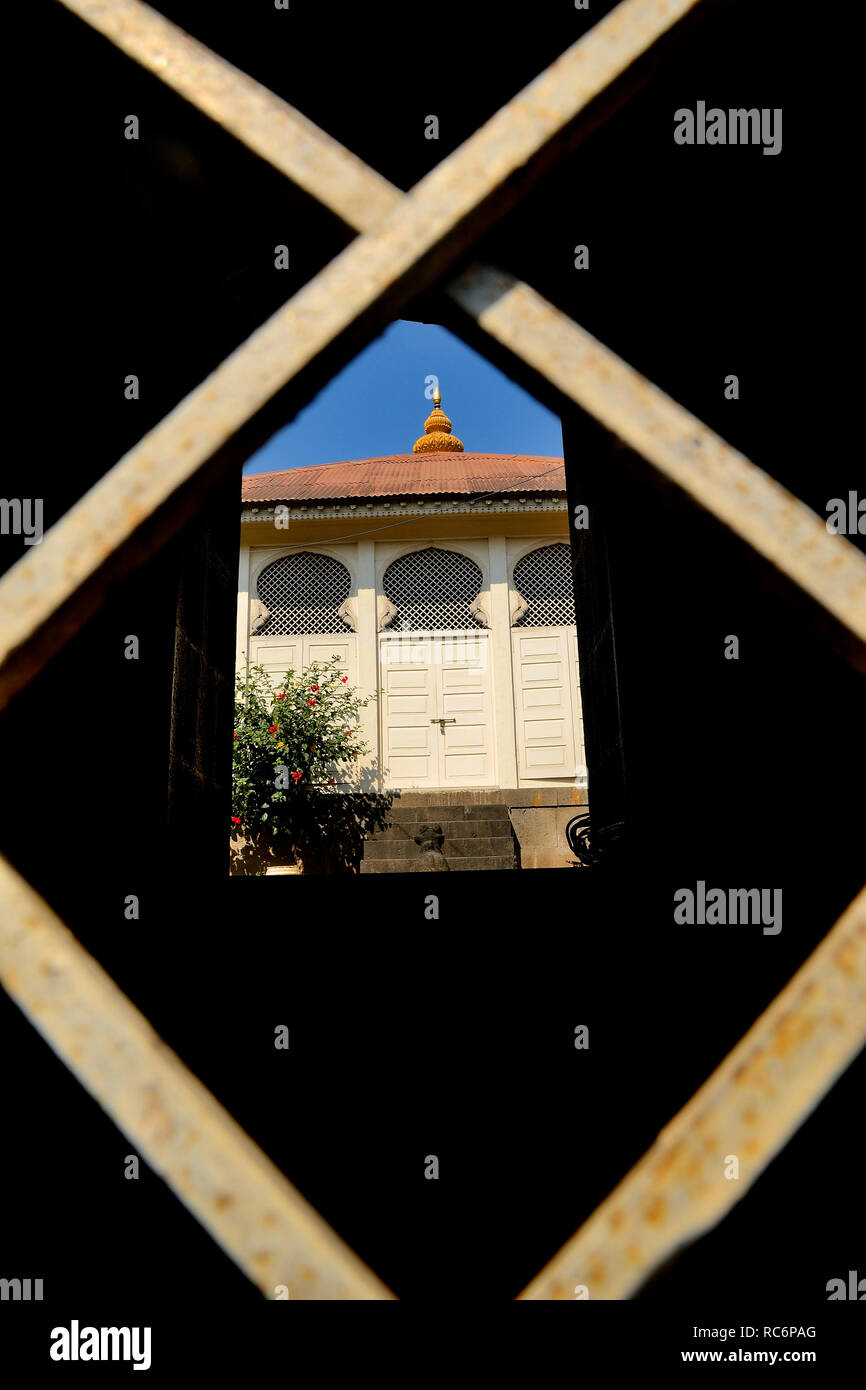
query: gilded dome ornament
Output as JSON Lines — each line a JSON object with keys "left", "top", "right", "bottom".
{"left": 412, "top": 387, "right": 464, "bottom": 453}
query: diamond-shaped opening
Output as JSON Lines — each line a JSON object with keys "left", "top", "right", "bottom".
{"left": 232, "top": 318, "right": 587, "bottom": 879}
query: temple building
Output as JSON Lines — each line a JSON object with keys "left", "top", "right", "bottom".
{"left": 237, "top": 392, "right": 587, "bottom": 866}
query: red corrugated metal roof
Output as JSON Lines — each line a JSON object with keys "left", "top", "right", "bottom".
{"left": 241, "top": 453, "right": 565, "bottom": 502}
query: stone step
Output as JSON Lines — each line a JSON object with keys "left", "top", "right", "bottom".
{"left": 360, "top": 854, "right": 517, "bottom": 873}
{"left": 364, "top": 835, "right": 517, "bottom": 861}
{"left": 372, "top": 819, "right": 512, "bottom": 843}
{"left": 382, "top": 803, "right": 510, "bottom": 823}
{"left": 383, "top": 788, "right": 587, "bottom": 808}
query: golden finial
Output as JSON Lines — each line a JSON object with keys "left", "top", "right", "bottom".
{"left": 413, "top": 386, "right": 464, "bottom": 453}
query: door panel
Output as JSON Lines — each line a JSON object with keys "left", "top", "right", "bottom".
{"left": 250, "top": 635, "right": 354, "bottom": 683}
{"left": 512, "top": 627, "right": 579, "bottom": 780}
{"left": 569, "top": 627, "right": 588, "bottom": 780}
{"left": 249, "top": 639, "right": 302, "bottom": 679}
{"left": 380, "top": 650, "right": 439, "bottom": 787}
{"left": 439, "top": 633, "right": 494, "bottom": 785}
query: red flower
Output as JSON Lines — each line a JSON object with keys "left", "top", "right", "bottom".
{"left": 291, "top": 770, "right": 302, "bottom": 782}
{"left": 269, "top": 724, "right": 278, "bottom": 733}
{"left": 276, "top": 692, "right": 284, "bottom": 700}
{"left": 310, "top": 684, "right": 319, "bottom": 692}
{"left": 307, "top": 697, "right": 317, "bottom": 707}
{"left": 231, "top": 816, "right": 241, "bottom": 825}
{"left": 328, "top": 777, "right": 336, "bottom": 785}
{"left": 233, "top": 732, "right": 238, "bottom": 740}
{"left": 341, "top": 676, "right": 348, "bottom": 683}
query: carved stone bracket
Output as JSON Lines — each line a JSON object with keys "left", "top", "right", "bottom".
{"left": 377, "top": 595, "right": 397, "bottom": 631}
{"left": 249, "top": 598, "right": 271, "bottom": 634}
{"left": 338, "top": 597, "right": 358, "bottom": 632}
{"left": 509, "top": 589, "right": 528, "bottom": 626}
{"left": 470, "top": 589, "right": 492, "bottom": 628}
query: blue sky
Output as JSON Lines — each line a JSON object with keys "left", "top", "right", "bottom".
{"left": 243, "top": 320, "right": 563, "bottom": 474}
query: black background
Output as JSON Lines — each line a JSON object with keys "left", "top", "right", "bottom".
{"left": 2, "top": 0, "right": 863, "bottom": 1370}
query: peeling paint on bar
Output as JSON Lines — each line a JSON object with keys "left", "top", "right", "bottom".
{"left": 0, "top": 855, "right": 394, "bottom": 1301}
{"left": 519, "top": 885, "right": 866, "bottom": 1299}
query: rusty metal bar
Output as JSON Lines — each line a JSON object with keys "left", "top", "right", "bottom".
{"left": 448, "top": 266, "right": 866, "bottom": 661}
{"left": 0, "top": 0, "right": 702, "bottom": 708}
{"left": 519, "top": 884, "right": 866, "bottom": 1300}
{"left": 0, "top": 854, "right": 394, "bottom": 1300}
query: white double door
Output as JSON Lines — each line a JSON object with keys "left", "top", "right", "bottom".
{"left": 379, "top": 630, "right": 495, "bottom": 788}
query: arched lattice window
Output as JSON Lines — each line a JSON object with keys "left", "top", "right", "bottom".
{"left": 256, "top": 552, "right": 351, "bottom": 635}
{"left": 513, "top": 543, "right": 577, "bottom": 627}
{"left": 383, "top": 547, "right": 484, "bottom": 630}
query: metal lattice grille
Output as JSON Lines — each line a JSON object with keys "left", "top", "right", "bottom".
{"left": 383, "top": 548, "right": 483, "bottom": 630}
{"left": 513, "top": 544, "right": 577, "bottom": 627}
{"left": 257, "top": 552, "right": 351, "bottom": 635}
{"left": 1, "top": 0, "right": 864, "bottom": 1307}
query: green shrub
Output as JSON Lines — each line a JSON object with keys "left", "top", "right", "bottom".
{"left": 231, "top": 658, "right": 389, "bottom": 870}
